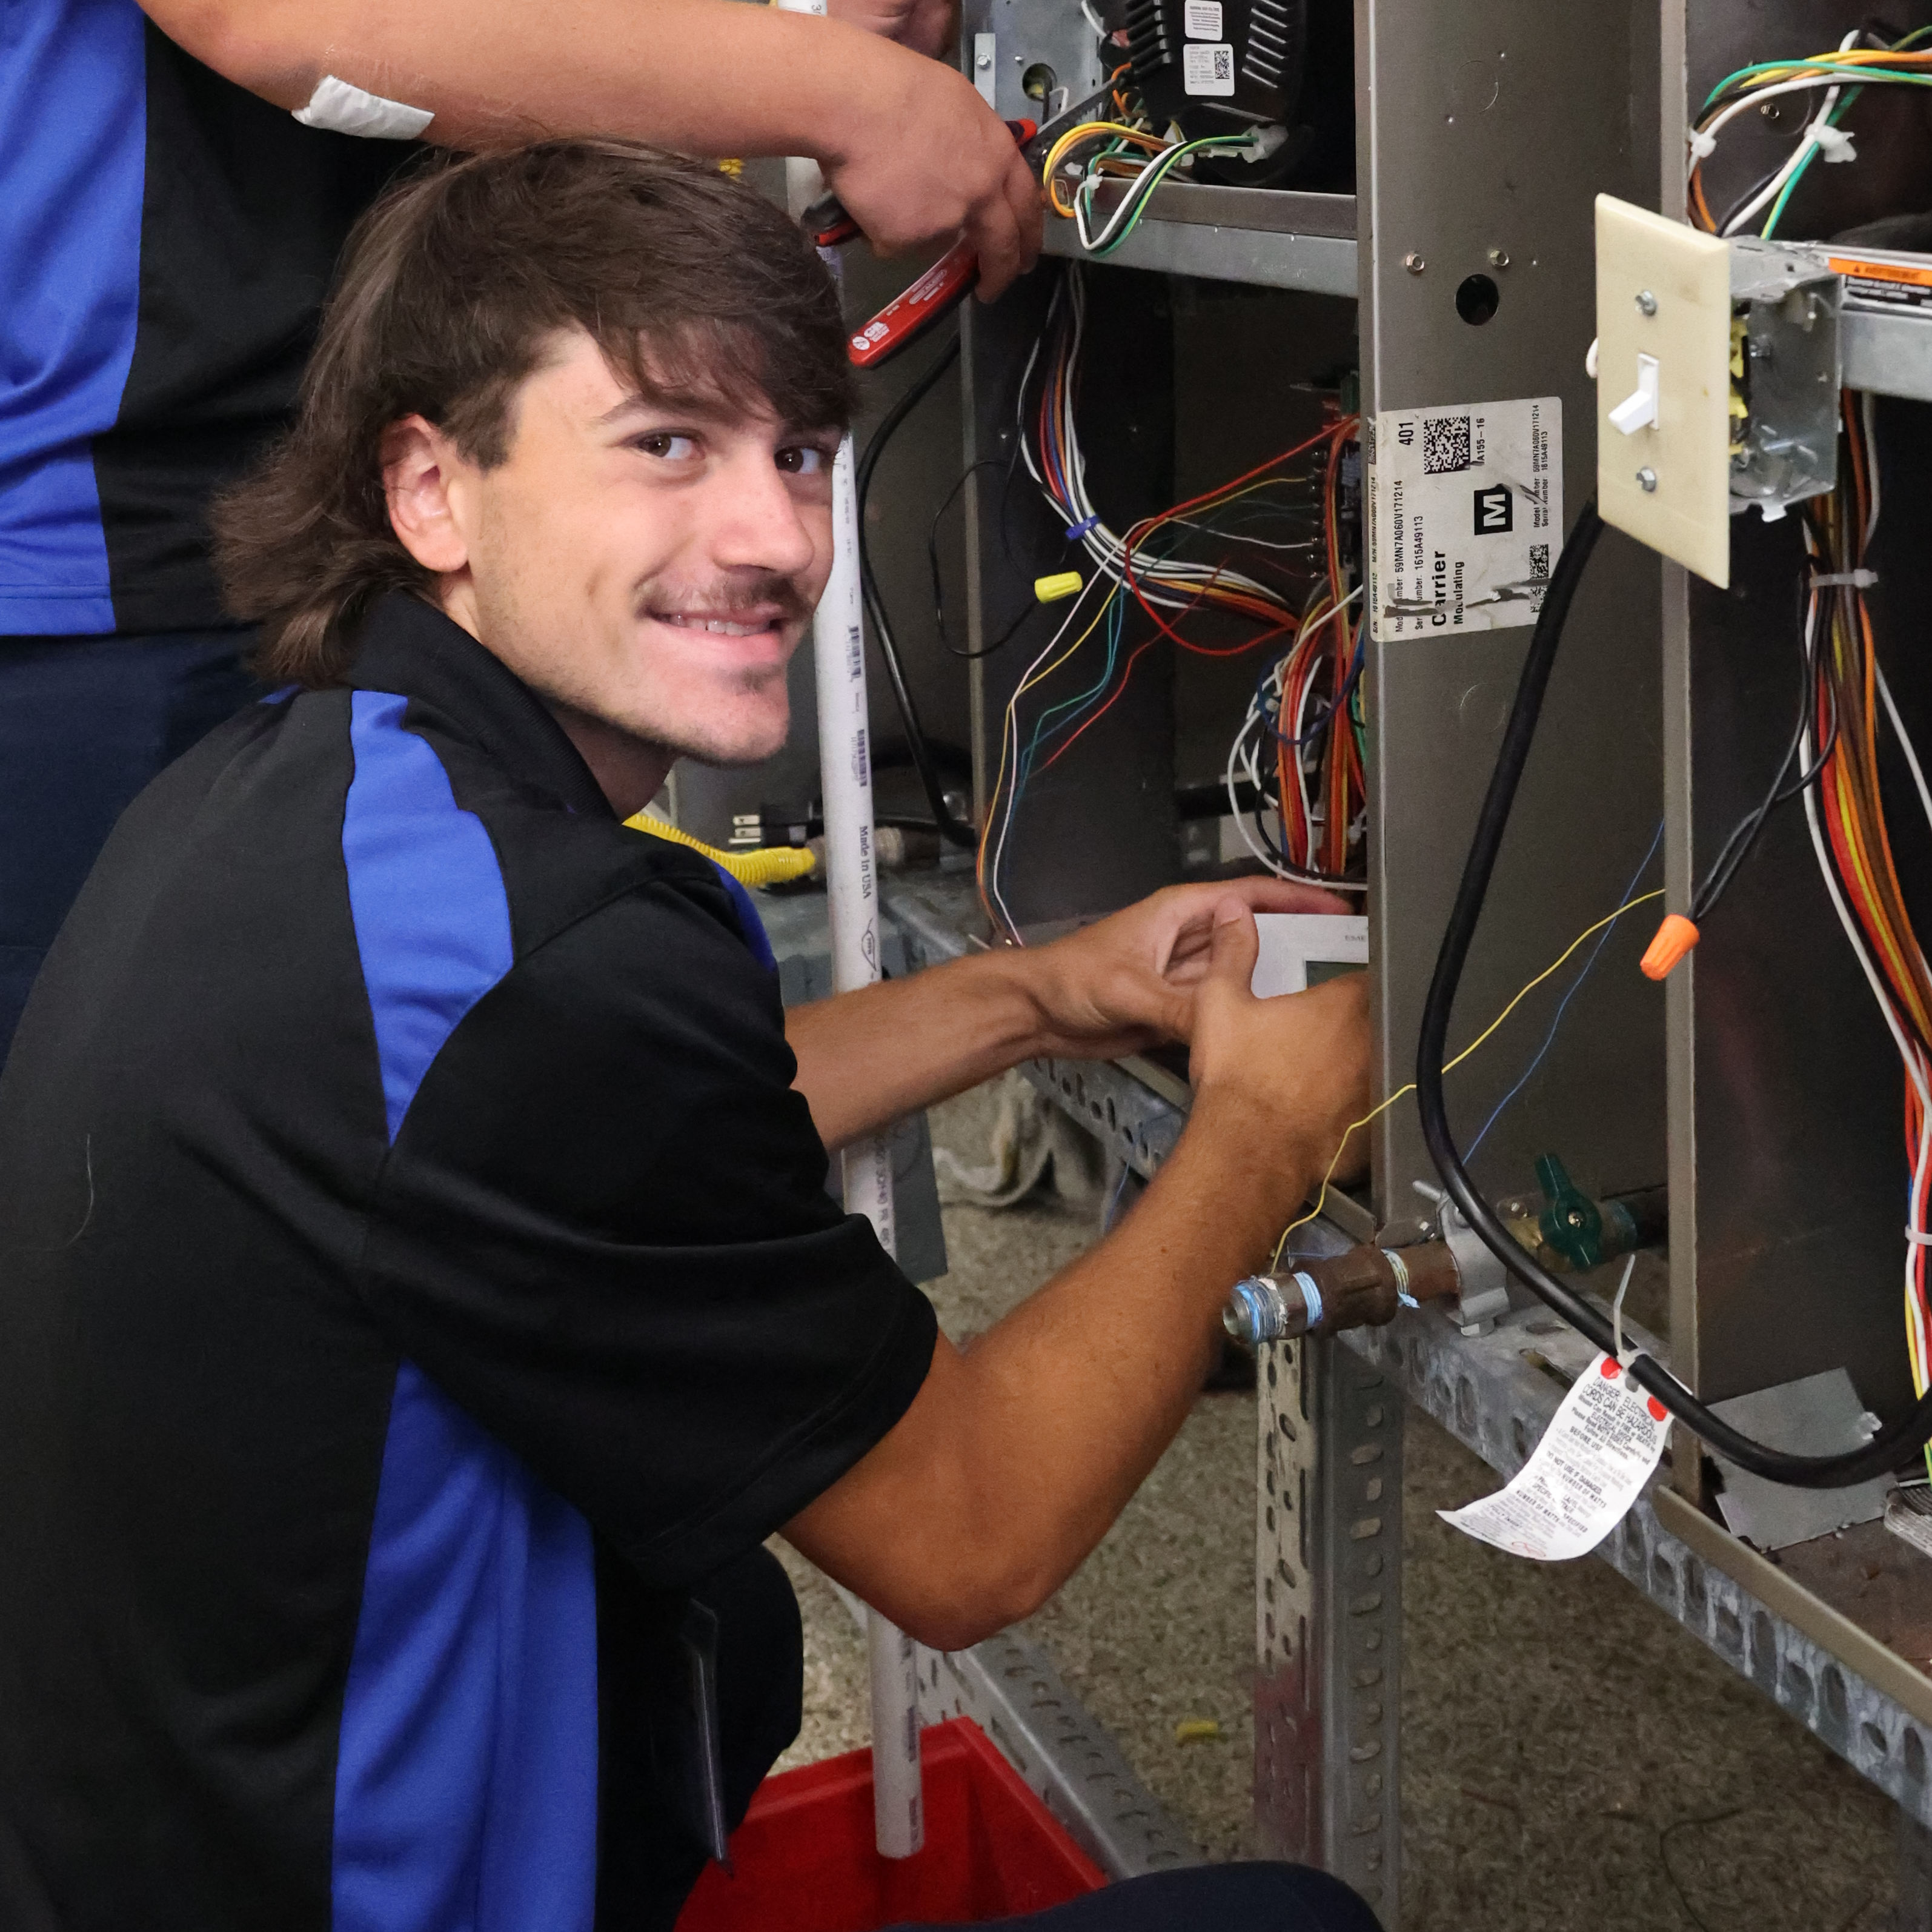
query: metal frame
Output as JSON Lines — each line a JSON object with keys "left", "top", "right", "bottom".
{"left": 912, "top": 1630, "right": 1204, "bottom": 1879}
{"left": 1257, "top": 1212, "right": 1405, "bottom": 1918}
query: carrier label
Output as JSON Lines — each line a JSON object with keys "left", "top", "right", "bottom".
{"left": 1366, "top": 395, "right": 1561, "bottom": 641}
{"left": 1439, "top": 1353, "right": 1667, "bottom": 1561}
{"left": 1182, "top": 42, "right": 1235, "bottom": 95}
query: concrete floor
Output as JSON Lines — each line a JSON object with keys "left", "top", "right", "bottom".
{"left": 774, "top": 1085, "right": 1902, "bottom": 1929}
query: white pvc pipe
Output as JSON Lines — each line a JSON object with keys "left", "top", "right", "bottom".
{"left": 772, "top": 0, "right": 922, "bottom": 1842}
{"left": 801, "top": 287, "right": 925, "bottom": 1866}
{"left": 817, "top": 435, "right": 925, "bottom": 1863}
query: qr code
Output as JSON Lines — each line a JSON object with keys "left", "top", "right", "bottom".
{"left": 1210, "top": 46, "right": 1231, "bottom": 79}
{"left": 1528, "top": 543, "right": 1550, "bottom": 579}
{"left": 1422, "top": 415, "right": 1471, "bottom": 474}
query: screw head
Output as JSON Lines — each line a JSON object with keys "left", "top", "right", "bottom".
{"left": 1636, "top": 290, "right": 1658, "bottom": 316}
{"left": 1487, "top": 248, "right": 1510, "bottom": 269}
{"left": 1403, "top": 251, "right": 1426, "bottom": 274}
{"left": 976, "top": 50, "right": 992, "bottom": 66}
{"left": 1636, "top": 466, "right": 1658, "bottom": 493}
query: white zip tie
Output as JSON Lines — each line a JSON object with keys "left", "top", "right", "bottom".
{"left": 1811, "top": 568, "right": 1879, "bottom": 589}
{"left": 1907, "top": 1227, "right": 1932, "bottom": 1246}
{"left": 1811, "top": 122, "right": 1857, "bottom": 163}
{"left": 1612, "top": 1254, "right": 1640, "bottom": 1369}
{"left": 1688, "top": 128, "right": 1717, "bottom": 160}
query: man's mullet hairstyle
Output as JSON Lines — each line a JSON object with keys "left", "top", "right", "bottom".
{"left": 214, "top": 142, "right": 854, "bottom": 685}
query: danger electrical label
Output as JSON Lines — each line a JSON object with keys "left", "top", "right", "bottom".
{"left": 1827, "top": 254, "right": 1932, "bottom": 312}
{"left": 1439, "top": 1353, "right": 1667, "bottom": 1561}
{"left": 1366, "top": 395, "right": 1561, "bottom": 642}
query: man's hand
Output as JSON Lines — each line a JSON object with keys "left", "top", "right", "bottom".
{"left": 1184, "top": 894, "right": 1372, "bottom": 1182}
{"left": 828, "top": 0, "right": 958, "bottom": 59}
{"left": 817, "top": 59, "right": 1041, "bottom": 297}
{"left": 785, "top": 892, "right": 1373, "bottom": 1653}
{"left": 1019, "top": 876, "right": 1351, "bottom": 1061}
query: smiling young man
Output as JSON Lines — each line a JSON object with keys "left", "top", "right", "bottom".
{"left": 0, "top": 145, "right": 1377, "bottom": 1932}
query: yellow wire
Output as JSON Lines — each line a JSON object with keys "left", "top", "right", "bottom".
{"left": 624, "top": 810, "right": 818, "bottom": 887}
{"left": 1269, "top": 886, "right": 1667, "bottom": 1264}
{"left": 981, "top": 577, "right": 1124, "bottom": 918}
{"left": 1041, "top": 121, "right": 1168, "bottom": 216}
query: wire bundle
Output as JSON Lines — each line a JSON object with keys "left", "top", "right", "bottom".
{"left": 1227, "top": 425, "right": 1367, "bottom": 885}
{"left": 1688, "top": 25, "right": 1932, "bottom": 238}
{"left": 1794, "top": 398, "right": 1932, "bottom": 1460}
{"left": 1038, "top": 72, "right": 1274, "bottom": 257}
{"left": 977, "top": 271, "right": 1349, "bottom": 939}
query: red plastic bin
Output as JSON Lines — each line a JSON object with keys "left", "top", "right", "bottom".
{"left": 676, "top": 1716, "right": 1106, "bottom": 1931}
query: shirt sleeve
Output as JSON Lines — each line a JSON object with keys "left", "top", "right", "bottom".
{"left": 354, "top": 869, "right": 937, "bottom": 1589}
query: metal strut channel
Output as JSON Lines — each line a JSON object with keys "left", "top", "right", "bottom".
{"left": 1346, "top": 1301, "right": 1932, "bottom": 1831}
{"left": 912, "top": 1630, "right": 1204, "bottom": 1879}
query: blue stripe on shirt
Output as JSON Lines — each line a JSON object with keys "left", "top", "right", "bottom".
{"left": 0, "top": 0, "right": 146, "bottom": 634}
{"left": 334, "top": 689, "right": 598, "bottom": 1932}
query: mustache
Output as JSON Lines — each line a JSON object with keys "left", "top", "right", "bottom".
{"left": 641, "top": 574, "right": 815, "bottom": 626}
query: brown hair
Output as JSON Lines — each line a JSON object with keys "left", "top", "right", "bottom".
{"left": 214, "top": 141, "right": 853, "bottom": 685}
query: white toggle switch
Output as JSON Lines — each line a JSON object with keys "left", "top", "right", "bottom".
{"left": 1609, "top": 353, "right": 1659, "bottom": 435}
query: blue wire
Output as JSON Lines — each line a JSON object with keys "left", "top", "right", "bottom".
{"left": 1464, "top": 817, "right": 1666, "bottom": 1160}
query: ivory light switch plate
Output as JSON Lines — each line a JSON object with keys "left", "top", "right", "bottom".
{"left": 1595, "top": 196, "right": 1732, "bottom": 588}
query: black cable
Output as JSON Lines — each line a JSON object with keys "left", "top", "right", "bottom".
{"left": 927, "top": 459, "right": 1040, "bottom": 660}
{"left": 1415, "top": 499, "right": 1932, "bottom": 1488}
{"left": 1689, "top": 562, "right": 1836, "bottom": 921}
{"left": 853, "top": 332, "right": 977, "bottom": 848}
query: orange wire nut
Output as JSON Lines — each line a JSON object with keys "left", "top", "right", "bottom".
{"left": 1641, "top": 913, "right": 1701, "bottom": 981}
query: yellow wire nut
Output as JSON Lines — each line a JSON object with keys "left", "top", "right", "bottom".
{"left": 624, "top": 811, "right": 818, "bottom": 888}
{"left": 1034, "top": 571, "right": 1084, "bottom": 603}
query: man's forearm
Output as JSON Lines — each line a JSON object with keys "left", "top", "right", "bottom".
{"left": 785, "top": 1084, "right": 1318, "bottom": 1648}
{"left": 786, "top": 949, "right": 1052, "bottom": 1151}
{"left": 149, "top": 0, "right": 911, "bottom": 162}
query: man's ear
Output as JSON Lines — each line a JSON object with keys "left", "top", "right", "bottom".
{"left": 382, "top": 416, "right": 471, "bottom": 574}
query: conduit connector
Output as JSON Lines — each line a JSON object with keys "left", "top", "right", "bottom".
{"left": 1640, "top": 912, "right": 1701, "bottom": 980}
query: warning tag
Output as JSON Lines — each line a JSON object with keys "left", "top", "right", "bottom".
{"left": 1366, "top": 396, "right": 1561, "bottom": 642}
{"left": 1439, "top": 1353, "right": 1667, "bottom": 1561}
{"left": 1827, "top": 254, "right": 1932, "bottom": 312}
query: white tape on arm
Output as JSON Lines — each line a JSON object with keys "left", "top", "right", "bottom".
{"left": 293, "top": 75, "right": 434, "bottom": 141}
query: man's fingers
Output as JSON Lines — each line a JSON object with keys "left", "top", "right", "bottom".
{"left": 1204, "top": 895, "right": 1261, "bottom": 990}
{"left": 1218, "top": 875, "right": 1354, "bottom": 917}
{"left": 969, "top": 188, "right": 1024, "bottom": 300}
{"left": 1001, "top": 148, "right": 1043, "bottom": 272}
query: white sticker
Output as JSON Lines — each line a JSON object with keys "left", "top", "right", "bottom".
{"left": 1181, "top": 42, "right": 1237, "bottom": 96}
{"left": 1440, "top": 1353, "right": 1667, "bottom": 1561}
{"left": 1366, "top": 396, "right": 1561, "bottom": 642}
{"left": 291, "top": 73, "right": 434, "bottom": 141}
{"left": 1183, "top": 0, "right": 1224, "bottom": 37}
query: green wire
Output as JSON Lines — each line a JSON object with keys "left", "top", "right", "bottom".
{"left": 1759, "top": 84, "right": 1860, "bottom": 236}
{"left": 1698, "top": 25, "right": 1932, "bottom": 116}
{"left": 1082, "top": 133, "right": 1256, "bottom": 257}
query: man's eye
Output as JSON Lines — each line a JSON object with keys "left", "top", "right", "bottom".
{"left": 777, "top": 445, "right": 831, "bottom": 476}
{"left": 636, "top": 433, "right": 700, "bottom": 461}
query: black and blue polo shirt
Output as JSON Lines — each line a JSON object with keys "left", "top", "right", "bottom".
{"left": 2, "top": 0, "right": 418, "bottom": 636}
{"left": 0, "top": 591, "right": 937, "bottom": 1928}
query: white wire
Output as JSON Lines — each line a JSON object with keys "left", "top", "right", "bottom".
{"left": 1798, "top": 589, "right": 1932, "bottom": 1112}
{"left": 1712, "top": 32, "right": 1861, "bottom": 236}
{"left": 1079, "top": 0, "right": 1106, "bottom": 35}
{"left": 1862, "top": 388, "right": 1882, "bottom": 549}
